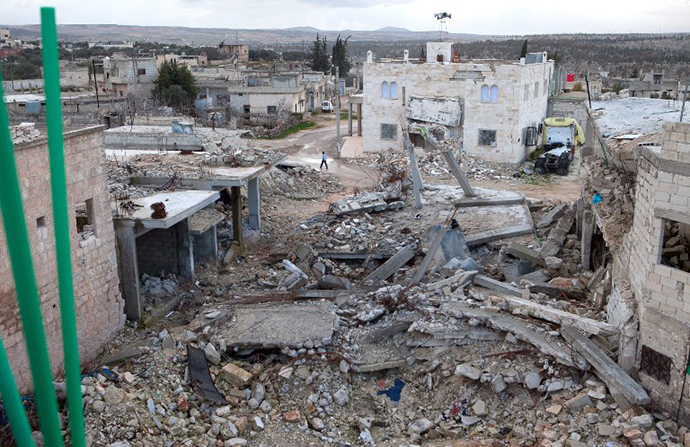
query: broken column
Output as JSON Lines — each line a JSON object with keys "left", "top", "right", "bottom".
{"left": 176, "top": 217, "right": 194, "bottom": 280}
{"left": 247, "top": 177, "right": 260, "bottom": 231}
{"left": 114, "top": 222, "right": 142, "bottom": 321}
{"left": 231, "top": 186, "right": 244, "bottom": 249}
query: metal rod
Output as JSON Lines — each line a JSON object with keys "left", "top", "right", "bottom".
{"left": 91, "top": 59, "right": 100, "bottom": 108}
{"left": 0, "top": 337, "right": 36, "bottom": 447}
{"left": 41, "top": 7, "right": 86, "bottom": 447}
{"left": 335, "top": 66, "right": 341, "bottom": 157}
{"left": 681, "top": 79, "right": 688, "bottom": 123}
{"left": 0, "top": 70, "right": 65, "bottom": 446}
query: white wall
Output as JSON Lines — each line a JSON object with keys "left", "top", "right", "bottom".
{"left": 362, "top": 57, "right": 553, "bottom": 165}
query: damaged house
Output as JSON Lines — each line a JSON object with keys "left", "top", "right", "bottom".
{"left": 363, "top": 41, "right": 554, "bottom": 165}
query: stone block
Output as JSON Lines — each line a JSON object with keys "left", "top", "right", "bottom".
{"left": 219, "top": 363, "right": 253, "bottom": 388}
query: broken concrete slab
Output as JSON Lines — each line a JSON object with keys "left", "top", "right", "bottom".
{"left": 515, "top": 269, "right": 551, "bottom": 283}
{"left": 540, "top": 206, "right": 575, "bottom": 257}
{"left": 317, "top": 275, "right": 354, "bottom": 290}
{"left": 352, "top": 359, "right": 407, "bottom": 373}
{"left": 561, "top": 326, "right": 650, "bottom": 406}
{"left": 411, "top": 225, "right": 449, "bottom": 286}
{"left": 484, "top": 294, "right": 618, "bottom": 337}
{"left": 439, "top": 151, "right": 476, "bottom": 198}
{"left": 505, "top": 241, "right": 545, "bottom": 267}
{"left": 425, "top": 270, "right": 477, "bottom": 293}
{"left": 522, "top": 280, "right": 586, "bottom": 300}
{"left": 465, "top": 224, "right": 534, "bottom": 248}
{"left": 367, "top": 321, "right": 413, "bottom": 343}
{"left": 221, "top": 301, "right": 337, "bottom": 349}
{"left": 536, "top": 203, "right": 568, "bottom": 228}
{"left": 473, "top": 275, "right": 522, "bottom": 297}
{"left": 455, "top": 196, "right": 525, "bottom": 208}
{"left": 443, "top": 302, "right": 588, "bottom": 369}
{"left": 101, "top": 346, "right": 144, "bottom": 366}
{"left": 330, "top": 193, "right": 388, "bottom": 216}
{"left": 362, "top": 244, "right": 416, "bottom": 285}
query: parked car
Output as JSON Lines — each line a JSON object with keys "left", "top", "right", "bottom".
{"left": 321, "top": 100, "right": 334, "bottom": 112}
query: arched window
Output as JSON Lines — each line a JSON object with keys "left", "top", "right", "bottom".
{"left": 534, "top": 82, "right": 539, "bottom": 98}
{"left": 390, "top": 82, "right": 398, "bottom": 99}
{"left": 381, "top": 81, "right": 389, "bottom": 99}
{"left": 480, "top": 85, "right": 489, "bottom": 102}
{"left": 490, "top": 85, "right": 498, "bottom": 103}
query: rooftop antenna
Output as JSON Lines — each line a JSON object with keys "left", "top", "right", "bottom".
{"left": 434, "top": 12, "right": 451, "bottom": 41}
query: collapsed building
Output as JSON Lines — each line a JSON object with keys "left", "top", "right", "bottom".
{"left": 362, "top": 41, "right": 554, "bottom": 165}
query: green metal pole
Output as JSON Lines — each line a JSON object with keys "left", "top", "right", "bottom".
{"left": 0, "top": 72, "right": 64, "bottom": 445}
{"left": 40, "top": 7, "right": 86, "bottom": 447}
{"left": 0, "top": 337, "right": 36, "bottom": 447}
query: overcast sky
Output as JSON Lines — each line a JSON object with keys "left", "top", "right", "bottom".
{"left": 3, "top": 0, "right": 690, "bottom": 34}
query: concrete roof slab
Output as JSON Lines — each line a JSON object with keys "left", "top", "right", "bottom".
{"left": 117, "top": 190, "right": 219, "bottom": 229}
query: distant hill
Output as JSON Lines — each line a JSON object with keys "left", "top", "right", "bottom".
{"left": 3, "top": 23, "right": 489, "bottom": 46}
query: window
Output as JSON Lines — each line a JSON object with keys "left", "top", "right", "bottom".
{"left": 640, "top": 345, "right": 671, "bottom": 384}
{"left": 660, "top": 219, "right": 690, "bottom": 272}
{"left": 267, "top": 106, "right": 277, "bottom": 114}
{"left": 37, "top": 216, "right": 47, "bottom": 239}
{"left": 534, "top": 82, "right": 539, "bottom": 98}
{"left": 381, "top": 124, "right": 397, "bottom": 140}
{"left": 75, "top": 198, "right": 96, "bottom": 238}
{"left": 544, "top": 79, "right": 548, "bottom": 96}
{"left": 490, "top": 85, "right": 498, "bottom": 103}
{"left": 478, "top": 129, "right": 497, "bottom": 147}
{"left": 402, "top": 87, "right": 406, "bottom": 106}
{"left": 381, "top": 81, "right": 389, "bottom": 99}
{"left": 524, "top": 84, "right": 529, "bottom": 101}
{"left": 480, "top": 85, "right": 490, "bottom": 103}
{"left": 390, "top": 82, "right": 398, "bottom": 99}
{"left": 137, "top": 68, "right": 146, "bottom": 75}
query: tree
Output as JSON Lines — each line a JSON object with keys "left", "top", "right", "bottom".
{"left": 152, "top": 60, "right": 198, "bottom": 110}
{"left": 519, "top": 39, "right": 528, "bottom": 59}
{"left": 331, "top": 35, "right": 352, "bottom": 77}
{"left": 308, "top": 34, "right": 329, "bottom": 74}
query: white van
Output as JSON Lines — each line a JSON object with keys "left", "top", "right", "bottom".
{"left": 321, "top": 101, "right": 334, "bottom": 112}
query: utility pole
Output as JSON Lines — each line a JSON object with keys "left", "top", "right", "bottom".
{"left": 335, "top": 66, "right": 341, "bottom": 157}
{"left": 585, "top": 71, "right": 592, "bottom": 109}
{"left": 91, "top": 59, "right": 100, "bottom": 108}
{"left": 681, "top": 79, "right": 689, "bottom": 123}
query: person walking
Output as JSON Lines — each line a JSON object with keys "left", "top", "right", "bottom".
{"left": 320, "top": 151, "right": 328, "bottom": 170}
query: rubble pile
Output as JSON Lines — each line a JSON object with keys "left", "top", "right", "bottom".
{"left": 296, "top": 212, "right": 420, "bottom": 255}
{"left": 260, "top": 165, "right": 344, "bottom": 200}
{"left": 458, "top": 151, "right": 518, "bottom": 181}
{"left": 204, "top": 146, "right": 282, "bottom": 168}
{"left": 140, "top": 274, "right": 179, "bottom": 296}
{"left": 9, "top": 122, "right": 41, "bottom": 144}
{"left": 581, "top": 157, "right": 636, "bottom": 247}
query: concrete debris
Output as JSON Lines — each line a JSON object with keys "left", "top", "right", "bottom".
{"left": 65, "top": 127, "right": 672, "bottom": 447}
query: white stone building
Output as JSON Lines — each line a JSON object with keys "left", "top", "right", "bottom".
{"left": 97, "top": 54, "right": 158, "bottom": 98}
{"left": 362, "top": 42, "right": 554, "bottom": 165}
